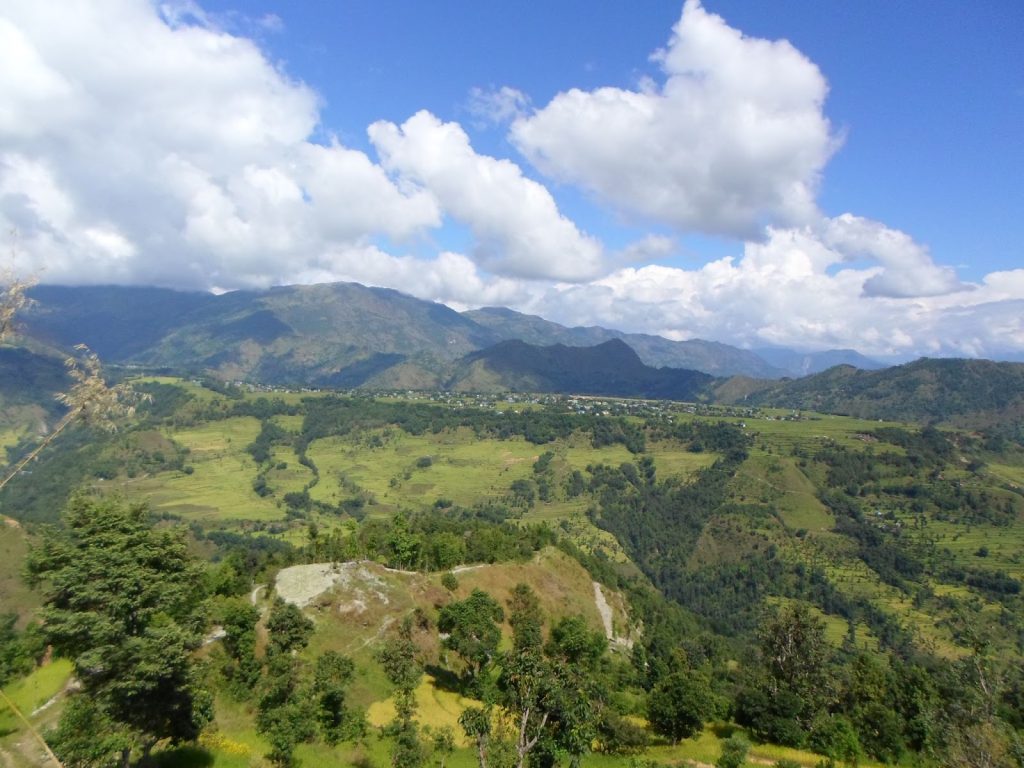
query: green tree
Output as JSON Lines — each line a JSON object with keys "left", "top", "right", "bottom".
{"left": 313, "top": 651, "right": 360, "bottom": 745}
{"left": 0, "top": 613, "right": 35, "bottom": 685}
{"left": 438, "top": 589, "right": 504, "bottom": 686}
{"left": 716, "top": 734, "right": 750, "bottom": 768}
{"left": 257, "top": 654, "right": 316, "bottom": 767}
{"left": 26, "top": 494, "right": 212, "bottom": 767}
{"left": 736, "top": 604, "right": 832, "bottom": 746}
{"left": 459, "top": 705, "right": 496, "bottom": 768}
{"left": 425, "top": 725, "right": 455, "bottom": 768}
{"left": 378, "top": 618, "right": 426, "bottom": 768}
{"left": 266, "top": 597, "right": 314, "bottom": 657}
{"left": 48, "top": 697, "right": 133, "bottom": 768}
{"left": 646, "top": 671, "right": 715, "bottom": 743}
{"left": 220, "top": 599, "right": 261, "bottom": 694}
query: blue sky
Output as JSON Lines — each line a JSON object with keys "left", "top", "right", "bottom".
{"left": 1, "top": 0, "right": 1022, "bottom": 358}
{"left": 204, "top": 0, "right": 1023, "bottom": 279}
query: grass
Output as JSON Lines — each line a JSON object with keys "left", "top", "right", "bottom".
{"left": 987, "top": 461, "right": 1024, "bottom": 489}
{"left": 0, "top": 424, "right": 26, "bottom": 454}
{"left": 0, "top": 524, "right": 39, "bottom": 624}
{"left": 0, "top": 659, "right": 72, "bottom": 722}
{"left": 768, "top": 596, "right": 879, "bottom": 652}
{"left": 307, "top": 428, "right": 541, "bottom": 511}
{"left": 0, "top": 658, "right": 73, "bottom": 764}
{"left": 735, "top": 453, "right": 833, "bottom": 532}
{"left": 366, "top": 674, "right": 478, "bottom": 744}
{"left": 265, "top": 445, "right": 314, "bottom": 495}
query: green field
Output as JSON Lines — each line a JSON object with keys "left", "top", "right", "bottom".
{"left": 118, "top": 417, "right": 284, "bottom": 521}
{"left": 307, "top": 427, "right": 540, "bottom": 511}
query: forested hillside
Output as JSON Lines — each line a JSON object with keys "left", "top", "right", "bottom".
{"left": 736, "top": 358, "right": 1024, "bottom": 427}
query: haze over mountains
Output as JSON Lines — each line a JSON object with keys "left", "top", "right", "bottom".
{"left": 21, "top": 282, "right": 879, "bottom": 385}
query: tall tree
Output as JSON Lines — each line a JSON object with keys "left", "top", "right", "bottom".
{"left": 26, "top": 494, "right": 212, "bottom": 767}
{"left": 379, "top": 617, "right": 426, "bottom": 768}
{"left": 736, "top": 603, "right": 833, "bottom": 747}
{"left": 313, "top": 651, "right": 359, "bottom": 745}
{"left": 646, "top": 671, "right": 715, "bottom": 743}
{"left": 265, "top": 597, "right": 314, "bottom": 657}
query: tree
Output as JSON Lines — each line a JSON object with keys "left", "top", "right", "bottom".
{"left": 257, "top": 653, "right": 317, "bottom": 767}
{"left": 438, "top": 589, "right": 504, "bottom": 686}
{"left": 379, "top": 618, "right": 426, "bottom": 768}
{"left": 736, "top": 604, "right": 832, "bottom": 746}
{"left": 220, "top": 599, "right": 261, "bottom": 694}
{"left": 425, "top": 725, "right": 455, "bottom": 768}
{"left": 313, "top": 651, "right": 360, "bottom": 745}
{"left": 497, "top": 583, "right": 599, "bottom": 768}
{"left": 26, "top": 494, "right": 212, "bottom": 767}
{"left": 266, "top": 597, "right": 314, "bottom": 657}
{"left": 646, "top": 671, "right": 715, "bottom": 743}
{"left": 716, "top": 734, "right": 750, "bottom": 768}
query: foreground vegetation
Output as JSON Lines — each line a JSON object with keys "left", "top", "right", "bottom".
{"left": 1, "top": 373, "right": 1024, "bottom": 767}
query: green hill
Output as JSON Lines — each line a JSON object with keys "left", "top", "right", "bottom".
{"left": 734, "top": 357, "right": 1024, "bottom": 426}
{"left": 448, "top": 338, "right": 715, "bottom": 400}
{"left": 23, "top": 283, "right": 791, "bottom": 387}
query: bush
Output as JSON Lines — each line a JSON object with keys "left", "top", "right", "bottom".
{"left": 441, "top": 572, "right": 459, "bottom": 591}
{"left": 716, "top": 734, "right": 750, "bottom": 768}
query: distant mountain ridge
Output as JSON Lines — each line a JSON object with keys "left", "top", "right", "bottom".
{"left": 464, "top": 306, "right": 786, "bottom": 378}
{"left": 23, "top": 282, "right": 803, "bottom": 385}
{"left": 447, "top": 338, "right": 715, "bottom": 400}
{"left": 752, "top": 346, "right": 885, "bottom": 377}
{"left": 8, "top": 283, "right": 1024, "bottom": 425}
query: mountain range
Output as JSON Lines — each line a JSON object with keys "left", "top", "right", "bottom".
{"left": 2, "top": 281, "right": 1022, "bottom": 427}
{"left": 21, "top": 282, "right": 876, "bottom": 384}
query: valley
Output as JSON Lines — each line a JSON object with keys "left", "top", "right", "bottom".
{"left": 2, "top": 369, "right": 1023, "bottom": 767}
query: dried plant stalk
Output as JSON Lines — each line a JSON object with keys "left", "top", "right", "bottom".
{"left": 0, "top": 346, "right": 142, "bottom": 493}
{"left": 0, "top": 269, "right": 33, "bottom": 343}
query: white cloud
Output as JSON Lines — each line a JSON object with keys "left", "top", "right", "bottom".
{"left": 0, "top": 0, "right": 437, "bottom": 289}
{"left": 0, "top": 0, "right": 1021, "bottom": 361}
{"left": 823, "top": 214, "right": 968, "bottom": 298}
{"left": 369, "top": 110, "right": 605, "bottom": 281}
{"left": 466, "top": 86, "right": 530, "bottom": 126}
{"left": 517, "top": 225, "right": 1024, "bottom": 359}
{"left": 510, "top": 0, "right": 837, "bottom": 237}
{"left": 294, "top": 247, "right": 537, "bottom": 311}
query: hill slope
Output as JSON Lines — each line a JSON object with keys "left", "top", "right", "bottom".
{"left": 448, "top": 338, "right": 715, "bottom": 400}
{"left": 736, "top": 357, "right": 1024, "bottom": 425}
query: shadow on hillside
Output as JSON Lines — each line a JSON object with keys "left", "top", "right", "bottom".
{"left": 152, "top": 745, "right": 215, "bottom": 767}
{"left": 424, "top": 663, "right": 463, "bottom": 695}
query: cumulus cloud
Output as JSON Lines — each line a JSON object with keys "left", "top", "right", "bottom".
{"left": 823, "top": 214, "right": 968, "bottom": 298}
{"left": 0, "top": 0, "right": 437, "bottom": 289}
{"left": 520, "top": 226, "right": 1024, "bottom": 359}
{"left": 510, "top": 0, "right": 837, "bottom": 237}
{"left": 292, "top": 246, "right": 537, "bottom": 311}
{"left": 369, "top": 111, "right": 605, "bottom": 281}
